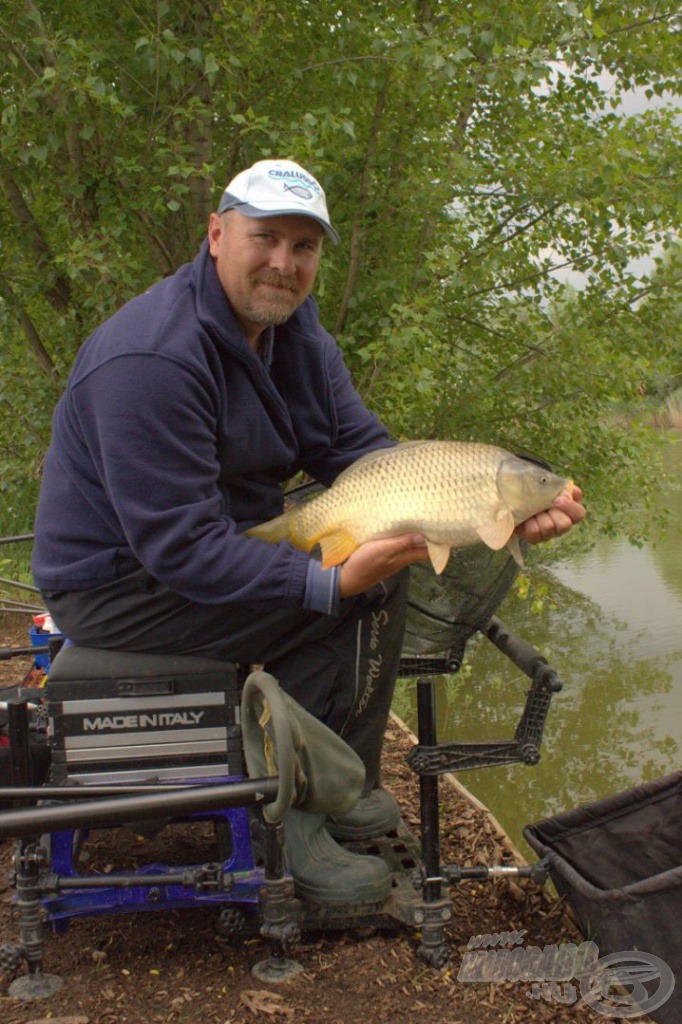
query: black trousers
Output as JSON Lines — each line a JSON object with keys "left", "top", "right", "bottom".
{"left": 42, "top": 568, "right": 410, "bottom": 794}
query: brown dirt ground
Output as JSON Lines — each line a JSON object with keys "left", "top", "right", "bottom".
{"left": 0, "top": 614, "right": 611, "bottom": 1024}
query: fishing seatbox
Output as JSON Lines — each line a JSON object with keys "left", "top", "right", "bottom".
{"left": 46, "top": 646, "right": 243, "bottom": 784}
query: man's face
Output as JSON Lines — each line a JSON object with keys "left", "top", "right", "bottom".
{"left": 208, "top": 210, "right": 324, "bottom": 344}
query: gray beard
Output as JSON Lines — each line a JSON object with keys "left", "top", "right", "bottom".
{"left": 243, "top": 283, "right": 300, "bottom": 326}
{"left": 243, "top": 301, "right": 295, "bottom": 326}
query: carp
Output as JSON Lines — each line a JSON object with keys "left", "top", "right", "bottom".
{"left": 245, "top": 441, "right": 572, "bottom": 573}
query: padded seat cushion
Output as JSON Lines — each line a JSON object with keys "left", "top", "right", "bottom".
{"left": 49, "top": 644, "right": 233, "bottom": 683}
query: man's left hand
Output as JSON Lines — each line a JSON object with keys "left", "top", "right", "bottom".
{"left": 515, "top": 484, "right": 586, "bottom": 545}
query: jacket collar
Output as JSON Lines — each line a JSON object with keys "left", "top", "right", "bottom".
{"left": 192, "top": 239, "right": 252, "bottom": 357}
{"left": 190, "top": 240, "right": 298, "bottom": 444}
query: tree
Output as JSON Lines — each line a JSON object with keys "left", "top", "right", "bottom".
{"left": 0, "top": 0, "right": 680, "bottom": 539}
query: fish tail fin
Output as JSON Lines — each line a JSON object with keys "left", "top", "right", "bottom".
{"left": 246, "top": 517, "right": 359, "bottom": 567}
{"left": 245, "top": 513, "right": 295, "bottom": 548}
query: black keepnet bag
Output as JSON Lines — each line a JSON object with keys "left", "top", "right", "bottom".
{"left": 524, "top": 771, "right": 682, "bottom": 1024}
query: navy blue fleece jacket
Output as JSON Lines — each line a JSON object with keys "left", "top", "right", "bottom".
{"left": 31, "top": 240, "right": 390, "bottom": 608}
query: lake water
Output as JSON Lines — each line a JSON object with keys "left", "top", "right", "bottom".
{"left": 394, "top": 432, "right": 682, "bottom": 858}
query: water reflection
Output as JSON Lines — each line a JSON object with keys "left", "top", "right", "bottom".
{"left": 654, "top": 540, "right": 682, "bottom": 607}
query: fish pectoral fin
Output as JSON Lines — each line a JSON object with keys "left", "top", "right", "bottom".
{"left": 318, "top": 528, "right": 361, "bottom": 568}
{"left": 476, "top": 510, "right": 515, "bottom": 551}
{"left": 425, "top": 540, "right": 451, "bottom": 575}
{"left": 506, "top": 533, "right": 525, "bottom": 568}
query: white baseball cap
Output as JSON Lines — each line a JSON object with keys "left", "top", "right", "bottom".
{"left": 217, "top": 159, "right": 339, "bottom": 244}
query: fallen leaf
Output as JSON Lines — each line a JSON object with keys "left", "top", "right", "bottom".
{"left": 240, "top": 989, "right": 294, "bottom": 1017}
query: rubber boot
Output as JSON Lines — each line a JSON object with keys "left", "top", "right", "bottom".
{"left": 283, "top": 808, "right": 391, "bottom": 904}
{"left": 326, "top": 786, "right": 402, "bottom": 840}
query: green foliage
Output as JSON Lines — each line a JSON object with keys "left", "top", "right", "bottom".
{"left": 0, "top": 0, "right": 680, "bottom": 544}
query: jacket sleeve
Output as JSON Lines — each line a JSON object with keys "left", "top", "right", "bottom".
{"left": 70, "top": 353, "right": 312, "bottom": 607}
{"left": 298, "top": 331, "right": 393, "bottom": 486}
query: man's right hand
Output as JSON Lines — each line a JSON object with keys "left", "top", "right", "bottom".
{"left": 339, "top": 534, "right": 431, "bottom": 598}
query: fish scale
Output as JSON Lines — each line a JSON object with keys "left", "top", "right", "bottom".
{"left": 245, "top": 441, "right": 571, "bottom": 573}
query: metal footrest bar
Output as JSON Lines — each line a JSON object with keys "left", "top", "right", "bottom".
{"left": 42, "top": 864, "right": 233, "bottom": 893}
{"left": 445, "top": 862, "right": 549, "bottom": 885}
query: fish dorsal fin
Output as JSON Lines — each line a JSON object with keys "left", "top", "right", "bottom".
{"left": 506, "top": 533, "right": 525, "bottom": 568}
{"left": 476, "top": 509, "right": 515, "bottom": 551}
{"left": 318, "top": 528, "right": 361, "bottom": 569}
{"left": 426, "top": 540, "right": 451, "bottom": 575}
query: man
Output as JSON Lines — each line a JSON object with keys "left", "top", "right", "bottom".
{"left": 32, "top": 159, "right": 585, "bottom": 902}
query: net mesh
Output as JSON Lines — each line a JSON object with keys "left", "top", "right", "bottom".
{"left": 403, "top": 544, "right": 520, "bottom": 662}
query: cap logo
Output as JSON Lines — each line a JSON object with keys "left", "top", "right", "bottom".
{"left": 268, "top": 167, "right": 322, "bottom": 203}
{"left": 283, "top": 183, "right": 313, "bottom": 199}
